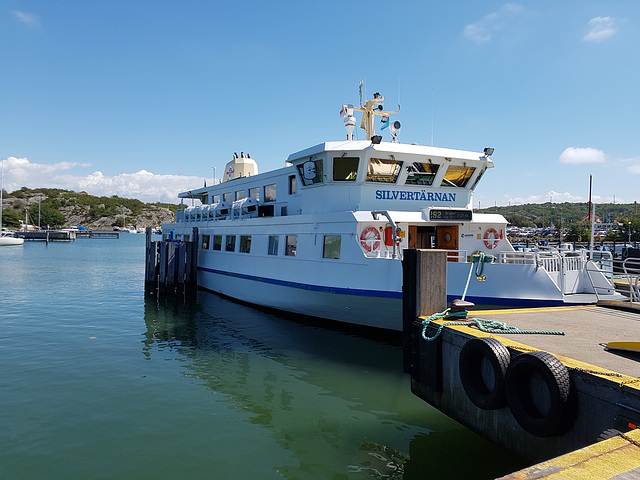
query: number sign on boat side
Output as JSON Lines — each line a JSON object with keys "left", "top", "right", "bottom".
{"left": 428, "top": 209, "right": 473, "bottom": 221}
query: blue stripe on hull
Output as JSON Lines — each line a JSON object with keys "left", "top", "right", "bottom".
{"left": 198, "top": 267, "right": 403, "bottom": 299}
{"left": 199, "top": 268, "right": 569, "bottom": 308}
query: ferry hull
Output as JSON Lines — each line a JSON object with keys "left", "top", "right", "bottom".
{"left": 193, "top": 258, "right": 619, "bottom": 331}
{"left": 197, "top": 267, "right": 403, "bottom": 330}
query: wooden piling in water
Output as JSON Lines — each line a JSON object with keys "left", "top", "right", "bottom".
{"left": 401, "top": 249, "right": 448, "bottom": 375}
{"left": 145, "top": 227, "right": 198, "bottom": 296}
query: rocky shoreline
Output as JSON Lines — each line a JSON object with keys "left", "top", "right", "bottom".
{"left": 1, "top": 189, "right": 176, "bottom": 230}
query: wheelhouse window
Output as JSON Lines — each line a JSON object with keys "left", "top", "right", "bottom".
{"left": 248, "top": 187, "right": 259, "bottom": 201}
{"left": 322, "top": 235, "right": 341, "bottom": 259}
{"left": 366, "top": 158, "right": 403, "bottom": 183}
{"left": 297, "top": 159, "right": 324, "bottom": 186}
{"left": 405, "top": 161, "right": 440, "bottom": 185}
{"left": 285, "top": 235, "right": 297, "bottom": 256}
{"left": 235, "top": 190, "right": 245, "bottom": 201}
{"left": 225, "top": 235, "right": 236, "bottom": 252}
{"left": 201, "top": 234, "right": 210, "bottom": 250}
{"left": 212, "top": 194, "right": 220, "bottom": 204}
{"left": 223, "top": 192, "right": 232, "bottom": 203}
{"left": 239, "top": 235, "right": 251, "bottom": 253}
{"left": 441, "top": 164, "right": 476, "bottom": 188}
{"left": 333, "top": 156, "right": 359, "bottom": 181}
{"left": 288, "top": 175, "right": 296, "bottom": 194}
{"left": 268, "top": 235, "right": 279, "bottom": 255}
{"left": 264, "top": 184, "right": 276, "bottom": 202}
{"left": 213, "top": 235, "right": 222, "bottom": 251}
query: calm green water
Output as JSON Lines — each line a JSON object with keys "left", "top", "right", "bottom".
{"left": 0, "top": 235, "right": 526, "bottom": 479}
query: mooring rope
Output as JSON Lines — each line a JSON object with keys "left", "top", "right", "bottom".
{"left": 421, "top": 309, "right": 565, "bottom": 342}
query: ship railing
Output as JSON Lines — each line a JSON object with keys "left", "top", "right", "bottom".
{"left": 498, "top": 251, "right": 538, "bottom": 265}
{"left": 446, "top": 250, "right": 468, "bottom": 262}
{"left": 622, "top": 258, "right": 640, "bottom": 303}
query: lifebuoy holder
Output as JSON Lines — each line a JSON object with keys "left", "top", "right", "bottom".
{"left": 360, "top": 226, "right": 381, "bottom": 252}
{"left": 483, "top": 228, "right": 500, "bottom": 249}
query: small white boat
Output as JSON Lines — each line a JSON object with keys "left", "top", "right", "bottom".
{"left": 0, "top": 163, "right": 24, "bottom": 247}
{"left": 162, "top": 89, "right": 624, "bottom": 330}
{"left": 0, "top": 230, "right": 24, "bottom": 246}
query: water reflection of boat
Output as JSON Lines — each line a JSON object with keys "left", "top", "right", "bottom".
{"left": 142, "top": 292, "right": 526, "bottom": 478}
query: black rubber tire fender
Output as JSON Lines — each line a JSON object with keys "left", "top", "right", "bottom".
{"left": 505, "top": 351, "right": 572, "bottom": 437}
{"left": 459, "top": 337, "right": 511, "bottom": 410}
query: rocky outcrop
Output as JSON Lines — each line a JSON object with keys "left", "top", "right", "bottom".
{"left": 1, "top": 190, "right": 175, "bottom": 230}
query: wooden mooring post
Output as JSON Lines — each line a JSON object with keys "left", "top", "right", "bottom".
{"left": 145, "top": 227, "right": 198, "bottom": 296}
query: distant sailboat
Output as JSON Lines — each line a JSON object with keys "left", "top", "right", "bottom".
{"left": 0, "top": 161, "right": 24, "bottom": 246}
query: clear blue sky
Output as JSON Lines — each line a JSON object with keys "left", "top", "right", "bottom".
{"left": 2, "top": 1, "right": 639, "bottom": 206}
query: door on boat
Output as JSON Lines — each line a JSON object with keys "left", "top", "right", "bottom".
{"left": 437, "top": 225, "right": 459, "bottom": 261}
{"left": 408, "top": 226, "right": 436, "bottom": 249}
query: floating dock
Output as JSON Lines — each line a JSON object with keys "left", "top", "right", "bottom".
{"left": 19, "top": 230, "right": 77, "bottom": 241}
{"left": 402, "top": 249, "right": 640, "bottom": 475}
{"left": 19, "top": 230, "right": 120, "bottom": 241}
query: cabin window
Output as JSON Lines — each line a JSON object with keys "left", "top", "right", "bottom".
{"left": 248, "top": 187, "right": 259, "bottom": 201}
{"left": 213, "top": 194, "right": 220, "bottom": 204}
{"left": 268, "top": 235, "right": 279, "bottom": 255}
{"left": 239, "top": 235, "right": 251, "bottom": 253}
{"left": 223, "top": 192, "right": 232, "bottom": 203}
{"left": 405, "top": 162, "right": 440, "bottom": 185}
{"left": 441, "top": 164, "right": 476, "bottom": 188}
{"left": 225, "top": 235, "right": 236, "bottom": 252}
{"left": 264, "top": 184, "right": 276, "bottom": 202}
{"left": 470, "top": 168, "right": 485, "bottom": 190}
{"left": 235, "top": 190, "right": 245, "bottom": 201}
{"left": 201, "top": 235, "right": 210, "bottom": 250}
{"left": 285, "top": 235, "right": 297, "bottom": 256}
{"left": 366, "top": 158, "right": 403, "bottom": 183}
{"left": 289, "top": 175, "right": 296, "bottom": 194}
{"left": 297, "top": 159, "right": 324, "bottom": 186}
{"left": 183, "top": 234, "right": 190, "bottom": 242}
{"left": 322, "top": 235, "right": 341, "bottom": 259}
{"left": 333, "top": 156, "right": 359, "bottom": 181}
{"left": 213, "top": 235, "right": 222, "bottom": 251}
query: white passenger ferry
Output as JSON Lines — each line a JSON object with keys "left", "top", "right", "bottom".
{"left": 162, "top": 91, "right": 621, "bottom": 330}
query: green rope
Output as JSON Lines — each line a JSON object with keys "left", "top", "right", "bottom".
{"left": 421, "top": 309, "right": 565, "bottom": 342}
{"left": 461, "top": 252, "right": 496, "bottom": 300}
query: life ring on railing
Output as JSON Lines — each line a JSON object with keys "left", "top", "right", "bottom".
{"left": 360, "top": 227, "right": 382, "bottom": 252}
{"left": 483, "top": 228, "right": 500, "bottom": 249}
{"left": 459, "top": 338, "right": 510, "bottom": 410}
{"left": 505, "top": 351, "right": 574, "bottom": 437}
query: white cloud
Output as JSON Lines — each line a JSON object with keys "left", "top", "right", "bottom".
{"left": 559, "top": 147, "right": 606, "bottom": 165}
{"left": 623, "top": 158, "right": 640, "bottom": 174}
{"left": 583, "top": 16, "right": 616, "bottom": 42}
{"left": 13, "top": 10, "right": 40, "bottom": 27}
{"left": 463, "top": 3, "right": 524, "bottom": 43}
{"left": 1, "top": 157, "right": 202, "bottom": 203}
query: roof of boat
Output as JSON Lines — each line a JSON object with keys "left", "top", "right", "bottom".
{"left": 287, "top": 140, "right": 492, "bottom": 164}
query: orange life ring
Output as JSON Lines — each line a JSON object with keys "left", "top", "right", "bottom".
{"left": 360, "top": 227, "right": 381, "bottom": 252}
{"left": 483, "top": 228, "right": 500, "bottom": 249}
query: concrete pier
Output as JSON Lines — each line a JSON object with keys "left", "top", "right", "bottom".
{"left": 402, "top": 248, "right": 640, "bottom": 468}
